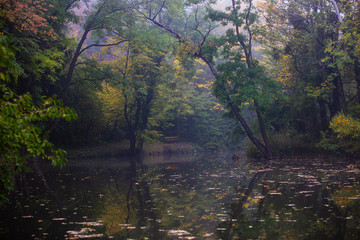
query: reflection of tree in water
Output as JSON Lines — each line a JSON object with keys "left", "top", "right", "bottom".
{"left": 1, "top": 158, "right": 70, "bottom": 239}
{"left": 144, "top": 154, "right": 233, "bottom": 237}
{"left": 331, "top": 186, "right": 360, "bottom": 240}
{"left": 99, "top": 153, "right": 237, "bottom": 238}
{"left": 6, "top": 154, "right": 360, "bottom": 239}
{"left": 100, "top": 157, "right": 165, "bottom": 239}
{"left": 1, "top": 152, "right": 238, "bottom": 239}
{"left": 217, "top": 160, "right": 360, "bottom": 240}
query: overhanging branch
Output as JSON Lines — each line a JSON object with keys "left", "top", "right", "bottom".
{"left": 79, "top": 39, "right": 128, "bottom": 55}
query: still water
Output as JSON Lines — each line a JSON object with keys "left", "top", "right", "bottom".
{"left": 1, "top": 152, "right": 360, "bottom": 239}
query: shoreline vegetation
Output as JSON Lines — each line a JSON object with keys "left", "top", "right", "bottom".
{"left": 65, "top": 140, "right": 358, "bottom": 163}
{"left": 65, "top": 141, "right": 202, "bottom": 160}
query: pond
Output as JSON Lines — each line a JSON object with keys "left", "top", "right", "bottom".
{"left": 1, "top": 152, "right": 360, "bottom": 239}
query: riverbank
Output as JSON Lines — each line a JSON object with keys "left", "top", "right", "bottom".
{"left": 66, "top": 141, "right": 201, "bottom": 159}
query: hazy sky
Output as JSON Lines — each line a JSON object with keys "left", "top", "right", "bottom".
{"left": 213, "top": 0, "right": 263, "bottom": 10}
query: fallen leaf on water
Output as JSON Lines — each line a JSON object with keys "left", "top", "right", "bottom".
{"left": 168, "top": 229, "right": 191, "bottom": 236}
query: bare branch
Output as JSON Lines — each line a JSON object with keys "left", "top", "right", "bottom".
{"left": 152, "top": 0, "right": 166, "bottom": 20}
{"left": 65, "top": 0, "right": 80, "bottom": 12}
{"left": 138, "top": 8, "right": 183, "bottom": 41}
{"left": 245, "top": 0, "right": 253, "bottom": 62}
{"left": 79, "top": 39, "right": 128, "bottom": 55}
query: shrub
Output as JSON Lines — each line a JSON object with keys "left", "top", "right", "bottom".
{"left": 318, "top": 113, "right": 360, "bottom": 156}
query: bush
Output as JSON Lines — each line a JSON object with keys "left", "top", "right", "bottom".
{"left": 245, "top": 131, "right": 319, "bottom": 159}
{"left": 318, "top": 113, "right": 360, "bottom": 156}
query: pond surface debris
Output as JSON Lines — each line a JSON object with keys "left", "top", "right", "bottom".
{"left": 1, "top": 153, "right": 360, "bottom": 239}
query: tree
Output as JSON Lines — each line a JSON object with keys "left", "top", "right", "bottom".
{"left": 254, "top": 0, "right": 360, "bottom": 156}
{"left": 158, "top": 56, "right": 237, "bottom": 149}
{"left": 139, "top": 0, "right": 277, "bottom": 159}
{"left": 0, "top": 0, "right": 59, "bottom": 40}
{"left": 98, "top": 31, "right": 166, "bottom": 154}
{"left": 0, "top": 38, "right": 77, "bottom": 202}
{"left": 0, "top": 0, "right": 68, "bottom": 98}
{"left": 43, "top": 0, "right": 140, "bottom": 145}
{"left": 62, "top": 0, "right": 137, "bottom": 95}
{"left": 326, "top": 0, "right": 360, "bottom": 107}
{"left": 207, "top": 0, "right": 278, "bottom": 159}
{"left": 256, "top": 0, "right": 349, "bottom": 139}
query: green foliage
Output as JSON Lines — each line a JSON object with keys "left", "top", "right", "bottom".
{"left": 0, "top": 38, "right": 22, "bottom": 83}
{"left": 317, "top": 131, "right": 342, "bottom": 154}
{"left": 178, "top": 86, "right": 237, "bottom": 148}
{"left": 205, "top": 1, "right": 278, "bottom": 157}
{"left": 97, "top": 28, "right": 167, "bottom": 152}
{"left": 156, "top": 55, "right": 237, "bottom": 148}
{"left": 214, "top": 60, "right": 278, "bottom": 111}
{"left": 0, "top": 37, "right": 77, "bottom": 202}
{"left": 33, "top": 48, "right": 65, "bottom": 83}
{"left": 2, "top": 0, "right": 359, "bottom": 161}
{"left": 256, "top": 0, "right": 360, "bottom": 153}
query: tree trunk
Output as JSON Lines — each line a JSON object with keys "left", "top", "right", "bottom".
{"left": 129, "top": 131, "right": 136, "bottom": 155}
{"left": 318, "top": 98, "right": 328, "bottom": 131}
{"left": 198, "top": 54, "right": 272, "bottom": 159}
{"left": 255, "top": 104, "right": 273, "bottom": 159}
{"left": 227, "top": 97, "right": 272, "bottom": 159}
{"left": 338, "top": 77, "right": 347, "bottom": 113}
{"left": 233, "top": 161, "right": 272, "bottom": 217}
{"left": 354, "top": 59, "right": 360, "bottom": 104}
{"left": 63, "top": 28, "right": 91, "bottom": 93}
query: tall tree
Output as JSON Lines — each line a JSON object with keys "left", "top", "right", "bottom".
{"left": 62, "top": 0, "right": 139, "bottom": 95}
{"left": 139, "top": 0, "right": 276, "bottom": 159}
{"left": 0, "top": 0, "right": 68, "bottom": 98}
{"left": 0, "top": 0, "right": 83, "bottom": 200}
{"left": 0, "top": 37, "right": 77, "bottom": 202}
{"left": 326, "top": 0, "right": 360, "bottom": 107}
{"left": 98, "top": 30, "right": 166, "bottom": 154}
{"left": 257, "top": 0, "right": 351, "bottom": 136}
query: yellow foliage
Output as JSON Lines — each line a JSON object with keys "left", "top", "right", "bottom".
{"left": 275, "top": 54, "right": 298, "bottom": 88}
{"left": 305, "top": 79, "right": 334, "bottom": 100}
{"left": 212, "top": 103, "right": 224, "bottom": 111}
{"left": 281, "top": 229, "right": 301, "bottom": 240}
{"left": 196, "top": 83, "right": 212, "bottom": 89}
{"left": 215, "top": 193, "right": 226, "bottom": 200}
{"left": 177, "top": 37, "right": 199, "bottom": 59}
{"left": 96, "top": 82, "right": 125, "bottom": 125}
{"left": 330, "top": 113, "right": 360, "bottom": 139}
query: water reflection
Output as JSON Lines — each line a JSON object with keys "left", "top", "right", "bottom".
{"left": 1, "top": 155, "right": 360, "bottom": 239}
{"left": 0, "top": 152, "right": 241, "bottom": 239}
{"left": 216, "top": 158, "right": 360, "bottom": 240}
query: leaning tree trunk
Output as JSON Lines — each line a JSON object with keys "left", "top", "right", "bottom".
{"left": 255, "top": 103, "right": 273, "bottom": 159}
{"left": 143, "top": 3, "right": 273, "bottom": 160}
{"left": 199, "top": 55, "right": 273, "bottom": 159}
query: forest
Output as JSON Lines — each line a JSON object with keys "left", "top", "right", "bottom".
{"left": 1, "top": 0, "right": 360, "bottom": 238}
